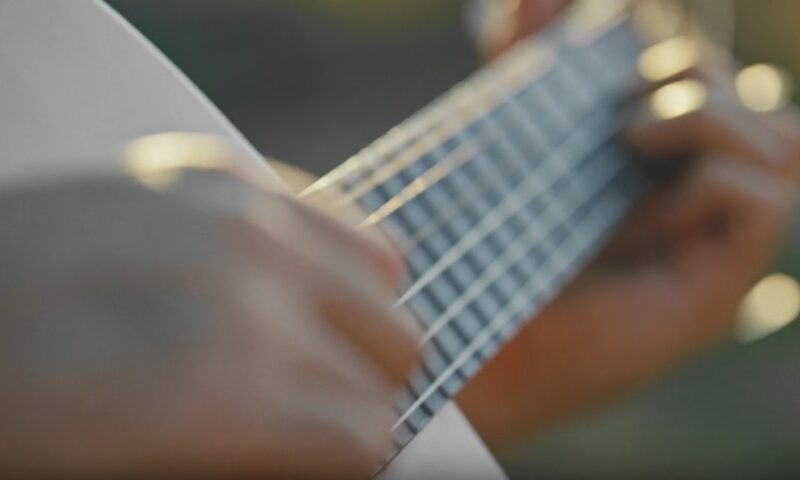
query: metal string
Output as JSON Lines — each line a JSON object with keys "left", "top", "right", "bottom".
{"left": 392, "top": 157, "right": 632, "bottom": 431}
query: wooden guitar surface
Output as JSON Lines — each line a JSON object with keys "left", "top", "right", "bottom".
{"left": 0, "top": 1, "right": 506, "bottom": 478}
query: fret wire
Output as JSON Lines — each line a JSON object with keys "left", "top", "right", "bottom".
{"left": 393, "top": 164, "right": 634, "bottom": 432}
{"left": 393, "top": 102, "right": 619, "bottom": 309}
{"left": 418, "top": 140, "right": 621, "bottom": 345}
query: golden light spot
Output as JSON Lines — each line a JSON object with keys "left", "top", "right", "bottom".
{"left": 638, "top": 36, "right": 699, "bottom": 82}
{"left": 739, "top": 273, "right": 800, "bottom": 342}
{"left": 736, "top": 64, "right": 793, "bottom": 113}
{"left": 650, "top": 79, "right": 708, "bottom": 120}
{"left": 125, "top": 133, "right": 233, "bottom": 190}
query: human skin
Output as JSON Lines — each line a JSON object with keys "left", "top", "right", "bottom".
{"left": 458, "top": 0, "right": 800, "bottom": 454}
{"left": 2, "top": 1, "right": 798, "bottom": 477}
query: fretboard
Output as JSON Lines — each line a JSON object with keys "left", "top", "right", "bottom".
{"left": 303, "top": 7, "right": 652, "bottom": 460}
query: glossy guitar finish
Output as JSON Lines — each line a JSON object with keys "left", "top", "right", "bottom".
{"left": 0, "top": 1, "right": 505, "bottom": 477}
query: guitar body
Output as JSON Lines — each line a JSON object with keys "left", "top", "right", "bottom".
{"left": 0, "top": 1, "right": 505, "bottom": 478}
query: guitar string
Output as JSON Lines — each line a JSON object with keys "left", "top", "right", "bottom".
{"left": 392, "top": 29, "right": 644, "bottom": 428}
{"left": 390, "top": 68, "right": 616, "bottom": 310}
{"left": 392, "top": 156, "right": 632, "bottom": 430}
{"left": 325, "top": 7, "right": 629, "bottom": 204}
{"left": 394, "top": 169, "right": 631, "bottom": 432}
{"left": 301, "top": 0, "right": 626, "bottom": 198}
{"left": 388, "top": 42, "right": 637, "bottom": 417}
{"left": 391, "top": 62, "right": 642, "bottom": 432}
{"left": 345, "top": 54, "right": 551, "bottom": 210}
{"left": 384, "top": 62, "right": 607, "bottom": 256}
{"left": 350, "top": 24, "right": 624, "bottom": 256}
{"left": 359, "top": 137, "right": 489, "bottom": 227}
{"left": 379, "top": 30, "right": 632, "bottom": 313}
{"left": 391, "top": 153, "right": 521, "bottom": 255}
{"left": 385, "top": 61, "right": 582, "bottom": 254}
{"left": 415, "top": 114, "right": 621, "bottom": 345}
{"left": 301, "top": 32, "right": 555, "bottom": 202}
{"left": 305, "top": 35, "right": 633, "bottom": 358}
{"left": 294, "top": 15, "right": 636, "bottom": 428}
{"left": 400, "top": 63, "right": 620, "bottom": 342}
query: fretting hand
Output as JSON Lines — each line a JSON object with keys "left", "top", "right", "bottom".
{"left": 459, "top": 0, "right": 800, "bottom": 452}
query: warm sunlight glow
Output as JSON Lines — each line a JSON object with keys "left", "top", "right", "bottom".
{"left": 736, "top": 64, "right": 792, "bottom": 113}
{"left": 650, "top": 79, "right": 708, "bottom": 120}
{"left": 125, "top": 133, "right": 231, "bottom": 190}
{"left": 638, "top": 36, "right": 699, "bottom": 82}
{"left": 739, "top": 273, "right": 800, "bottom": 343}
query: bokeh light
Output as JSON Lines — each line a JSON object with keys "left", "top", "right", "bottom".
{"left": 738, "top": 273, "right": 800, "bottom": 342}
{"left": 736, "top": 63, "right": 792, "bottom": 113}
{"left": 638, "top": 36, "right": 699, "bottom": 82}
{"left": 649, "top": 78, "right": 708, "bottom": 120}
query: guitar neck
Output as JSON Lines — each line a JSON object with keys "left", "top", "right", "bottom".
{"left": 304, "top": 5, "right": 654, "bottom": 458}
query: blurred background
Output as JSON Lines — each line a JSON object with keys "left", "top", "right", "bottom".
{"left": 107, "top": 1, "right": 800, "bottom": 477}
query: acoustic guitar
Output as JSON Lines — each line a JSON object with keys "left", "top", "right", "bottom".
{"left": 0, "top": 1, "right": 694, "bottom": 477}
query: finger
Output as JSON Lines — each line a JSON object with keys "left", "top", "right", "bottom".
{"left": 234, "top": 274, "right": 399, "bottom": 401}
{"left": 290, "top": 198, "right": 405, "bottom": 286}
{"left": 227, "top": 221, "right": 420, "bottom": 385}
{"left": 175, "top": 284, "right": 396, "bottom": 477}
{"left": 660, "top": 156, "right": 796, "bottom": 318}
{"left": 253, "top": 195, "right": 405, "bottom": 288}
{"left": 596, "top": 190, "right": 674, "bottom": 264}
{"left": 591, "top": 156, "right": 795, "bottom": 355}
{"left": 626, "top": 87, "right": 790, "bottom": 172}
{"left": 319, "top": 286, "right": 421, "bottom": 385}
